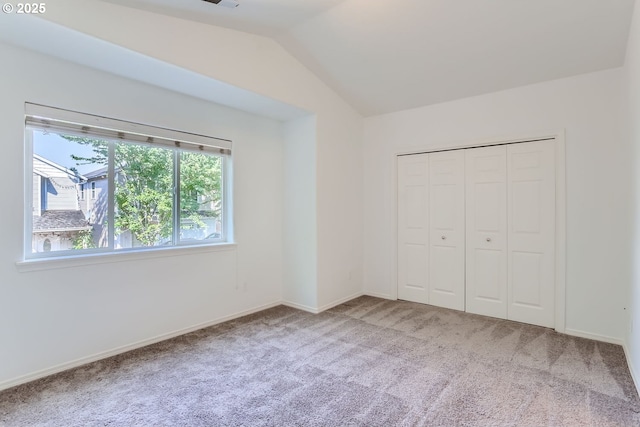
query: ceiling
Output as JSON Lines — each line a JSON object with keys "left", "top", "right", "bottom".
{"left": 100, "top": 0, "right": 636, "bottom": 117}
{"left": 0, "top": 16, "right": 309, "bottom": 122}
{"left": 100, "top": 0, "right": 346, "bottom": 37}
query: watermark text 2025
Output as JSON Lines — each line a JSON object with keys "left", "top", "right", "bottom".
{"left": 2, "top": 3, "right": 46, "bottom": 14}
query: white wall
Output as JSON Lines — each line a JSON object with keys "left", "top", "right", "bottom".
{"left": 283, "top": 115, "right": 318, "bottom": 310}
{"left": 316, "top": 113, "right": 364, "bottom": 309}
{"left": 36, "top": 0, "right": 365, "bottom": 312}
{"left": 363, "top": 68, "right": 631, "bottom": 342}
{"left": 626, "top": 0, "right": 640, "bottom": 390}
{"left": 0, "top": 43, "right": 285, "bottom": 388}
{"left": 0, "top": 0, "right": 365, "bottom": 387}
{"left": 282, "top": 112, "right": 364, "bottom": 312}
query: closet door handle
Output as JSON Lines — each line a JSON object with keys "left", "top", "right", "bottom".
{"left": 486, "top": 237, "right": 492, "bottom": 242}
{"left": 441, "top": 235, "right": 446, "bottom": 240}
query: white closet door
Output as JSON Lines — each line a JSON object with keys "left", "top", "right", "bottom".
{"left": 397, "top": 154, "right": 429, "bottom": 304}
{"left": 429, "top": 150, "right": 465, "bottom": 311}
{"left": 507, "top": 140, "right": 556, "bottom": 328}
{"left": 465, "top": 145, "right": 508, "bottom": 319}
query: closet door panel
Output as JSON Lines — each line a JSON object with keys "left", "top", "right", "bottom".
{"left": 397, "top": 154, "right": 429, "bottom": 304}
{"left": 507, "top": 140, "right": 556, "bottom": 328}
{"left": 465, "top": 146, "right": 508, "bottom": 319}
{"left": 429, "top": 150, "right": 465, "bottom": 311}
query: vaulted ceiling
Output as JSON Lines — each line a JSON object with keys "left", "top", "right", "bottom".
{"left": 100, "top": 0, "right": 636, "bottom": 116}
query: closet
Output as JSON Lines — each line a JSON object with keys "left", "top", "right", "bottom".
{"left": 397, "top": 140, "right": 556, "bottom": 328}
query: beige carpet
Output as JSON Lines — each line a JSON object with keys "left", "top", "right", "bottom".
{"left": 1, "top": 296, "right": 639, "bottom": 426}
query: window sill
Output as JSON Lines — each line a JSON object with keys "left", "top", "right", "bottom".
{"left": 15, "top": 243, "right": 237, "bottom": 273}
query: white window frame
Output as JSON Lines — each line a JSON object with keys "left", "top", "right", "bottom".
{"left": 23, "top": 104, "right": 233, "bottom": 261}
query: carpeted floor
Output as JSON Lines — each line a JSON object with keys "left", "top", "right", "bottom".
{"left": 1, "top": 296, "right": 639, "bottom": 426}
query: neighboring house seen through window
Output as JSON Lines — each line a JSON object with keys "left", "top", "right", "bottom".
{"left": 25, "top": 103, "right": 231, "bottom": 259}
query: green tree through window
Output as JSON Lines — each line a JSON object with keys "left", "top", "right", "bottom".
{"left": 63, "top": 136, "right": 223, "bottom": 247}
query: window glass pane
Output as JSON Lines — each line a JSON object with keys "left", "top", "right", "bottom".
{"left": 179, "top": 152, "right": 223, "bottom": 243}
{"left": 27, "top": 108, "right": 230, "bottom": 259}
{"left": 114, "top": 143, "right": 174, "bottom": 249}
{"left": 31, "top": 130, "right": 108, "bottom": 253}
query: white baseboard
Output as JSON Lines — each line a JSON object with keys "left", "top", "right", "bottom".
{"left": 281, "top": 300, "right": 319, "bottom": 314}
{"left": 564, "top": 328, "right": 624, "bottom": 346}
{"left": 317, "top": 292, "right": 363, "bottom": 312}
{"left": 364, "top": 291, "right": 395, "bottom": 300}
{"left": 0, "top": 300, "right": 282, "bottom": 392}
{"left": 622, "top": 342, "right": 640, "bottom": 397}
{"left": 283, "top": 292, "right": 364, "bottom": 314}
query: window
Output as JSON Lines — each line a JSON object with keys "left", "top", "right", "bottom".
{"left": 25, "top": 104, "right": 231, "bottom": 259}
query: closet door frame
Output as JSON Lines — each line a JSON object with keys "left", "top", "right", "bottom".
{"left": 393, "top": 130, "right": 566, "bottom": 334}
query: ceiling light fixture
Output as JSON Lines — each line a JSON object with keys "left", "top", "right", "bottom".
{"left": 202, "top": 0, "right": 239, "bottom": 8}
